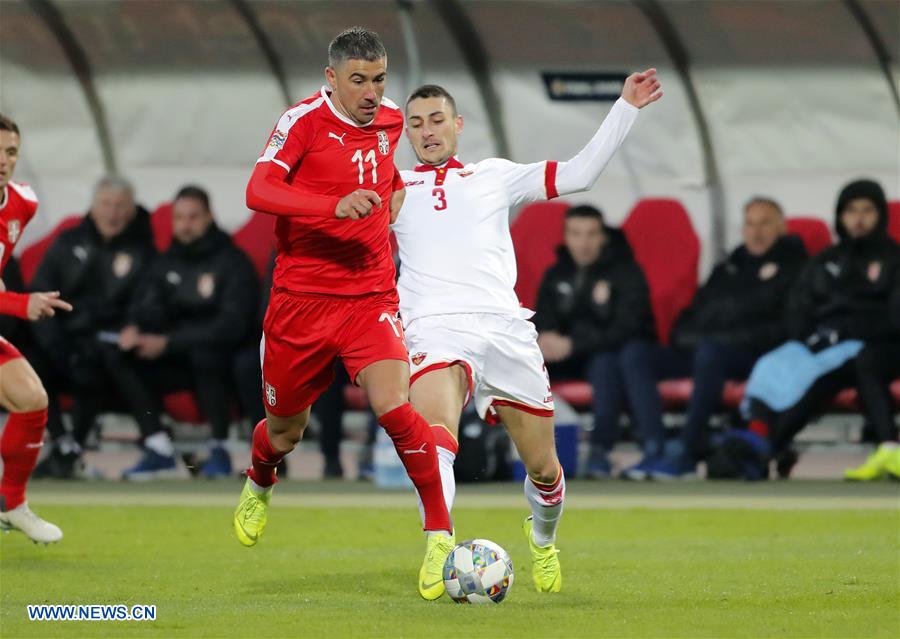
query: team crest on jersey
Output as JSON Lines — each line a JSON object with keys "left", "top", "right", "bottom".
{"left": 7, "top": 220, "right": 20, "bottom": 244}
{"left": 265, "top": 383, "right": 277, "bottom": 407}
{"left": 268, "top": 130, "right": 287, "bottom": 150}
{"left": 112, "top": 252, "right": 133, "bottom": 278}
{"left": 592, "top": 280, "right": 611, "bottom": 305}
{"left": 458, "top": 170, "right": 473, "bottom": 178}
{"left": 758, "top": 262, "right": 778, "bottom": 281}
{"left": 377, "top": 130, "right": 389, "bottom": 155}
{"left": 412, "top": 352, "right": 427, "bottom": 366}
{"left": 868, "top": 261, "right": 882, "bottom": 282}
{"left": 197, "top": 273, "right": 215, "bottom": 298}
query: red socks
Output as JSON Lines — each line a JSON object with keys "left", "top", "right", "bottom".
{"left": 379, "top": 403, "right": 452, "bottom": 532}
{"left": 1, "top": 408, "right": 48, "bottom": 511}
{"left": 247, "top": 420, "right": 286, "bottom": 488}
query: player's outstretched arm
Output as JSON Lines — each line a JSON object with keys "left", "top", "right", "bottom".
{"left": 0, "top": 290, "right": 72, "bottom": 321}
{"left": 553, "top": 68, "right": 662, "bottom": 198}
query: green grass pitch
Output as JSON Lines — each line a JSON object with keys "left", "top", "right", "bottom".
{"left": 1, "top": 481, "right": 897, "bottom": 638}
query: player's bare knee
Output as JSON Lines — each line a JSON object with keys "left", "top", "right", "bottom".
{"left": 7, "top": 377, "right": 48, "bottom": 413}
{"left": 527, "top": 458, "right": 560, "bottom": 485}
{"left": 368, "top": 389, "right": 408, "bottom": 418}
{"left": 266, "top": 414, "right": 307, "bottom": 450}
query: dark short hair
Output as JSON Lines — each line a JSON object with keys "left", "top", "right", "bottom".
{"left": 0, "top": 113, "right": 20, "bottom": 136}
{"left": 565, "top": 204, "right": 604, "bottom": 223}
{"left": 328, "top": 27, "right": 386, "bottom": 67}
{"left": 406, "top": 84, "right": 458, "bottom": 116}
{"left": 174, "top": 185, "right": 211, "bottom": 211}
{"left": 744, "top": 196, "right": 784, "bottom": 217}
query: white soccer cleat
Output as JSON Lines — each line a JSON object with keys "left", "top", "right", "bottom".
{"left": 0, "top": 502, "right": 63, "bottom": 544}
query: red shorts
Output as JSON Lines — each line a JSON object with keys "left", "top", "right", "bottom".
{"left": 0, "top": 334, "right": 23, "bottom": 367}
{"left": 261, "top": 288, "right": 408, "bottom": 417}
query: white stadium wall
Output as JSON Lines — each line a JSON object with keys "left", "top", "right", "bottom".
{"left": 1, "top": 0, "right": 897, "bottom": 279}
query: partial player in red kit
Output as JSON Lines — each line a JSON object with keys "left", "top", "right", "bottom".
{"left": 232, "top": 27, "right": 453, "bottom": 600}
{"left": 0, "top": 114, "right": 72, "bottom": 544}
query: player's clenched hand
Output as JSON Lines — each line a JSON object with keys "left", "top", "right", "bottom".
{"left": 622, "top": 68, "right": 663, "bottom": 109}
{"left": 27, "top": 291, "right": 73, "bottom": 321}
{"left": 335, "top": 189, "right": 382, "bottom": 219}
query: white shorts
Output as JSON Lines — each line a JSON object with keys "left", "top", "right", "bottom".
{"left": 406, "top": 313, "right": 555, "bottom": 424}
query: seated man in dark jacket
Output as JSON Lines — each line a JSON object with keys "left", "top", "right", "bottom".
{"left": 650, "top": 198, "right": 807, "bottom": 478}
{"left": 741, "top": 179, "right": 900, "bottom": 479}
{"left": 535, "top": 204, "right": 659, "bottom": 478}
{"left": 31, "top": 176, "right": 160, "bottom": 478}
{"left": 124, "top": 186, "right": 259, "bottom": 478}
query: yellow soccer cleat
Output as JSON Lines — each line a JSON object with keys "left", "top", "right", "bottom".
{"left": 523, "top": 516, "right": 561, "bottom": 593}
{"left": 844, "top": 444, "right": 900, "bottom": 481}
{"left": 233, "top": 478, "right": 272, "bottom": 547}
{"left": 418, "top": 531, "right": 455, "bottom": 601}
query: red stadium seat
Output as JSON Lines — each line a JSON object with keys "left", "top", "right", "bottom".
{"left": 150, "top": 202, "right": 173, "bottom": 252}
{"left": 786, "top": 217, "right": 832, "bottom": 256}
{"left": 888, "top": 201, "right": 900, "bottom": 243}
{"left": 622, "top": 199, "right": 699, "bottom": 345}
{"left": 232, "top": 212, "right": 276, "bottom": 281}
{"left": 18, "top": 215, "right": 82, "bottom": 285}
{"left": 510, "top": 200, "right": 570, "bottom": 309}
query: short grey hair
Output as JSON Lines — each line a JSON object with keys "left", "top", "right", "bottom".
{"left": 93, "top": 175, "right": 134, "bottom": 200}
{"left": 744, "top": 196, "right": 784, "bottom": 217}
{"left": 328, "top": 26, "right": 386, "bottom": 67}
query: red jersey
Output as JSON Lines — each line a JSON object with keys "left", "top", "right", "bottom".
{"left": 0, "top": 181, "right": 38, "bottom": 272}
{"left": 255, "top": 86, "right": 404, "bottom": 296}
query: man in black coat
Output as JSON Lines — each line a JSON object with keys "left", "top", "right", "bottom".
{"left": 535, "top": 204, "right": 660, "bottom": 478}
{"left": 762, "top": 179, "right": 900, "bottom": 478}
{"left": 123, "top": 185, "right": 259, "bottom": 478}
{"left": 650, "top": 197, "right": 807, "bottom": 478}
{"left": 31, "top": 176, "right": 160, "bottom": 478}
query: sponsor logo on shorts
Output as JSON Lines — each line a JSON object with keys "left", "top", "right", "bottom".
{"left": 265, "top": 383, "right": 277, "bottom": 407}
{"left": 412, "top": 352, "right": 427, "bottom": 366}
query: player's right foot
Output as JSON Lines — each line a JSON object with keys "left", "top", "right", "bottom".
{"left": 0, "top": 500, "right": 63, "bottom": 544}
{"left": 418, "top": 531, "right": 455, "bottom": 601}
{"left": 233, "top": 478, "right": 272, "bottom": 547}
{"left": 523, "top": 516, "right": 561, "bottom": 593}
{"left": 845, "top": 444, "right": 900, "bottom": 481}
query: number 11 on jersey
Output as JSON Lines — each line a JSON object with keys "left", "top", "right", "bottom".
{"left": 352, "top": 149, "right": 378, "bottom": 185}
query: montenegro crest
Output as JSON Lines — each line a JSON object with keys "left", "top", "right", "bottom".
{"left": 112, "top": 252, "right": 133, "bottom": 278}
{"left": 377, "top": 130, "right": 389, "bottom": 155}
{"left": 7, "top": 219, "right": 20, "bottom": 244}
{"left": 411, "top": 352, "right": 427, "bottom": 366}
{"left": 197, "top": 272, "right": 215, "bottom": 298}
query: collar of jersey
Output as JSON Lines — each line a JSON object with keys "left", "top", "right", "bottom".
{"left": 0, "top": 185, "right": 7, "bottom": 211}
{"left": 414, "top": 156, "right": 465, "bottom": 172}
{"left": 320, "top": 85, "right": 377, "bottom": 129}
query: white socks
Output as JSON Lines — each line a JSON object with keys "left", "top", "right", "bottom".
{"left": 524, "top": 467, "right": 565, "bottom": 547}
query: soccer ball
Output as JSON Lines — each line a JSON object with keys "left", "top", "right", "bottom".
{"left": 442, "top": 539, "right": 514, "bottom": 604}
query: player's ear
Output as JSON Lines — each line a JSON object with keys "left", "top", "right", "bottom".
{"left": 325, "top": 66, "right": 337, "bottom": 91}
{"left": 455, "top": 115, "right": 464, "bottom": 135}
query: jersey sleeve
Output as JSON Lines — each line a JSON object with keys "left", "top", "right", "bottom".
{"left": 392, "top": 167, "right": 405, "bottom": 193}
{"left": 9, "top": 182, "right": 39, "bottom": 225}
{"left": 486, "top": 158, "right": 559, "bottom": 207}
{"left": 256, "top": 106, "right": 312, "bottom": 173}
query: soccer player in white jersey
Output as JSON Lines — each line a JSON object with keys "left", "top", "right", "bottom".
{"left": 391, "top": 70, "right": 662, "bottom": 594}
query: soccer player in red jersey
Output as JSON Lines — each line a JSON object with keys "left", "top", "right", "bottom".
{"left": 0, "top": 114, "right": 72, "bottom": 544}
{"left": 232, "top": 27, "right": 453, "bottom": 600}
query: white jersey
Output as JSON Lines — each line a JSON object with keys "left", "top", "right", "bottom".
{"left": 394, "top": 157, "right": 553, "bottom": 324}
{"left": 393, "top": 97, "right": 639, "bottom": 326}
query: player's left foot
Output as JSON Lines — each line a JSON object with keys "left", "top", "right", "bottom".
{"left": 0, "top": 500, "right": 63, "bottom": 544}
{"left": 418, "top": 530, "right": 455, "bottom": 601}
{"left": 233, "top": 478, "right": 272, "bottom": 547}
{"left": 523, "top": 516, "right": 561, "bottom": 593}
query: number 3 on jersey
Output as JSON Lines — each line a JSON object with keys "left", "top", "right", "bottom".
{"left": 432, "top": 188, "right": 447, "bottom": 211}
